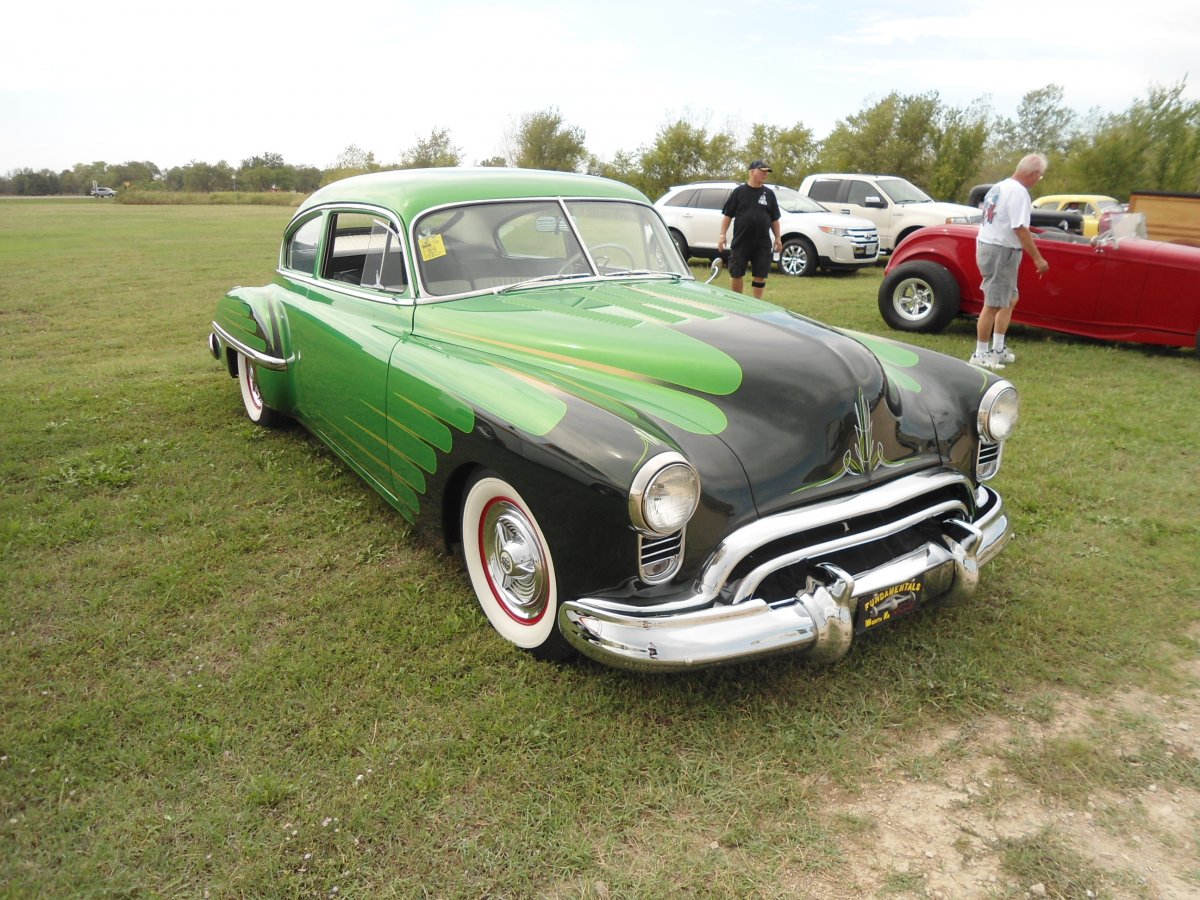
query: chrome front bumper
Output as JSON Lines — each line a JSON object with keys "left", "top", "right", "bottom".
{"left": 559, "top": 470, "right": 1012, "bottom": 671}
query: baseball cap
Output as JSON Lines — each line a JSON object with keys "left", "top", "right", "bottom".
{"left": 749, "top": 160, "right": 772, "bottom": 171}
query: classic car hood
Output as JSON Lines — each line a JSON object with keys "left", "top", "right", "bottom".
{"left": 414, "top": 278, "right": 945, "bottom": 514}
{"left": 412, "top": 274, "right": 945, "bottom": 513}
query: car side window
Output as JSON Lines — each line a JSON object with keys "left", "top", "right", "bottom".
{"left": 696, "top": 188, "right": 730, "bottom": 210}
{"left": 284, "top": 216, "right": 322, "bottom": 275}
{"left": 1039, "top": 201, "right": 1062, "bottom": 211}
{"left": 664, "top": 190, "right": 697, "bottom": 208}
{"left": 806, "top": 180, "right": 840, "bottom": 202}
{"left": 322, "top": 212, "right": 408, "bottom": 292}
{"left": 846, "top": 180, "right": 881, "bottom": 206}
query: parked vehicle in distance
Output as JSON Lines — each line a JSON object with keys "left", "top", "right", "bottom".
{"left": 967, "top": 184, "right": 1085, "bottom": 235}
{"left": 90, "top": 185, "right": 117, "bottom": 198}
{"left": 877, "top": 213, "right": 1200, "bottom": 355}
{"left": 654, "top": 181, "right": 879, "bottom": 276}
{"left": 208, "top": 167, "right": 1019, "bottom": 672}
{"left": 1128, "top": 190, "right": 1200, "bottom": 246}
{"left": 1031, "top": 193, "right": 1122, "bottom": 237}
{"left": 799, "top": 174, "right": 981, "bottom": 254}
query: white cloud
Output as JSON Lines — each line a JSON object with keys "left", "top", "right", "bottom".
{"left": 2, "top": 0, "right": 1196, "bottom": 172}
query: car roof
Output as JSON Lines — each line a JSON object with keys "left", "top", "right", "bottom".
{"left": 662, "top": 181, "right": 737, "bottom": 191}
{"left": 297, "top": 167, "right": 649, "bottom": 223}
{"left": 1034, "top": 194, "right": 1120, "bottom": 203}
{"left": 806, "top": 174, "right": 903, "bottom": 180}
{"left": 662, "top": 181, "right": 798, "bottom": 193}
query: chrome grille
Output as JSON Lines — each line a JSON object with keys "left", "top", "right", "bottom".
{"left": 844, "top": 226, "right": 879, "bottom": 248}
{"left": 977, "top": 442, "right": 1003, "bottom": 481}
{"left": 639, "top": 531, "right": 684, "bottom": 584}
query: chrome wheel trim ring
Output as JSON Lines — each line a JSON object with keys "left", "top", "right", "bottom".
{"left": 480, "top": 499, "right": 550, "bottom": 623}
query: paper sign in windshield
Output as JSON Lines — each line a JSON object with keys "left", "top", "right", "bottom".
{"left": 419, "top": 234, "right": 447, "bottom": 261}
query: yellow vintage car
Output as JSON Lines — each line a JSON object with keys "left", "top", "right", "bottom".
{"left": 1032, "top": 194, "right": 1123, "bottom": 237}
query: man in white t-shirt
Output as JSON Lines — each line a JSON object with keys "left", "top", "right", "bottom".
{"left": 972, "top": 154, "right": 1050, "bottom": 368}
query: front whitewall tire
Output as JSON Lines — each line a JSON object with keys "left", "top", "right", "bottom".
{"left": 461, "top": 472, "right": 568, "bottom": 657}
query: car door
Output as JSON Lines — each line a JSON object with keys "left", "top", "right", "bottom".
{"left": 816, "top": 179, "right": 896, "bottom": 249}
{"left": 674, "top": 187, "right": 731, "bottom": 253}
{"left": 283, "top": 208, "right": 414, "bottom": 503}
{"left": 1017, "top": 238, "right": 1106, "bottom": 326}
{"left": 1106, "top": 241, "right": 1193, "bottom": 341}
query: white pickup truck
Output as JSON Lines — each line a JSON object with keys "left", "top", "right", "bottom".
{"left": 798, "top": 173, "right": 980, "bottom": 254}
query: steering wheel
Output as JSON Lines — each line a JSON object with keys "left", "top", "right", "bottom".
{"left": 587, "top": 242, "right": 637, "bottom": 272}
{"left": 554, "top": 251, "right": 589, "bottom": 276}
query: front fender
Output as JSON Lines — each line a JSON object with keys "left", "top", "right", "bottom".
{"left": 886, "top": 226, "right": 980, "bottom": 303}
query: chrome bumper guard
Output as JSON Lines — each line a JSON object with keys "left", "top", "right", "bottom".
{"left": 559, "top": 469, "right": 1011, "bottom": 672}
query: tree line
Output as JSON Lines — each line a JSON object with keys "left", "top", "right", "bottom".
{"left": 4, "top": 81, "right": 1197, "bottom": 204}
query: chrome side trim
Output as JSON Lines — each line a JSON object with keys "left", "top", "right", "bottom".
{"left": 210, "top": 322, "right": 290, "bottom": 371}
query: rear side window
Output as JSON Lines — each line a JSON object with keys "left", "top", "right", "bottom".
{"left": 322, "top": 212, "right": 408, "bottom": 292}
{"left": 806, "top": 180, "right": 840, "bottom": 202}
{"left": 284, "top": 216, "right": 322, "bottom": 274}
{"left": 664, "top": 190, "right": 697, "bottom": 207}
{"left": 695, "top": 188, "right": 730, "bottom": 210}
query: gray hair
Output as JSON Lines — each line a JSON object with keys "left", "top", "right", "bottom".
{"left": 1015, "top": 153, "right": 1048, "bottom": 178}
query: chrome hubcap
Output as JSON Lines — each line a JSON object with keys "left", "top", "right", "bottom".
{"left": 895, "top": 279, "right": 933, "bottom": 320}
{"left": 246, "top": 366, "right": 263, "bottom": 409}
{"left": 483, "top": 500, "right": 548, "bottom": 621}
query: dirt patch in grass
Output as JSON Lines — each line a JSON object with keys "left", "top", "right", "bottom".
{"left": 800, "top": 651, "right": 1200, "bottom": 899}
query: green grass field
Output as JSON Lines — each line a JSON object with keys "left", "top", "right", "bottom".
{"left": 2, "top": 200, "right": 1197, "bottom": 897}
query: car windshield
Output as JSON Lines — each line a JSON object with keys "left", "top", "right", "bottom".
{"left": 414, "top": 198, "right": 689, "bottom": 296}
{"left": 774, "top": 186, "right": 829, "bottom": 214}
{"left": 877, "top": 178, "right": 934, "bottom": 204}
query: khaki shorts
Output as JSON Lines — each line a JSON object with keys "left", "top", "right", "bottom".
{"left": 976, "top": 242, "right": 1022, "bottom": 308}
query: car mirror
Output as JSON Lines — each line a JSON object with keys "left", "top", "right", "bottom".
{"left": 705, "top": 251, "right": 729, "bottom": 284}
{"left": 863, "top": 196, "right": 887, "bottom": 209}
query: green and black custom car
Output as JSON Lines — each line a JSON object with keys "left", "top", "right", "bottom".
{"left": 209, "top": 168, "right": 1019, "bottom": 671}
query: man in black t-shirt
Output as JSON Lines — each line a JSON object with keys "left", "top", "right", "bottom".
{"left": 717, "top": 160, "right": 783, "bottom": 297}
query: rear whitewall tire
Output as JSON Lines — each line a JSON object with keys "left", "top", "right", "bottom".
{"left": 236, "top": 351, "right": 285, "bottom": 428}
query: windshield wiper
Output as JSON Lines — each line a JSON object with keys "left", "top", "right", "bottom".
{"left": 602, "top": 270, "right": 679, "bottom": 280}
{"left": 496, "top": 271, "right": 596, "bottom": 294}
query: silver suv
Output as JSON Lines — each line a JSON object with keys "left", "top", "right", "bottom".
{"left": 654, "top": 182, "right": 879, "bottom": 276}
{"left": 798, "top": 174, "right": 981, "bottom": 254}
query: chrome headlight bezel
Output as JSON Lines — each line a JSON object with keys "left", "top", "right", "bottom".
{"left": 628, "top": 452, "right": 700, "bottom": 536}
{"left": 978, "top": 380, "right": 1019, "bottom": 443}
{"left": 817, "top": 224, "right": 850, "bottom": 238}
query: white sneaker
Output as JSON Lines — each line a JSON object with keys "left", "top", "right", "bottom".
{"left": 993, "top": 346, "right": 1015, "bottom": 364}
{"left": 968, "top": 350, "right": 1006, "bottom": 369}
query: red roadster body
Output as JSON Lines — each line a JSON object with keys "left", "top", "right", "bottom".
{"left": 878, "top": 215, "right": 1200, "bottom": 354}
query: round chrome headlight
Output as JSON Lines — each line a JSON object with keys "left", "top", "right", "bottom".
{"left": 629, "top": 453, "right": 700, "bottom": 535}
{"left": 978, "top": 381, "right": 1019, "bottom": 443}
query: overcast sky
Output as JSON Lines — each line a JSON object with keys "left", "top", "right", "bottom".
{"left": 3, "top": 0, "right": 1197, "bottom": 174}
